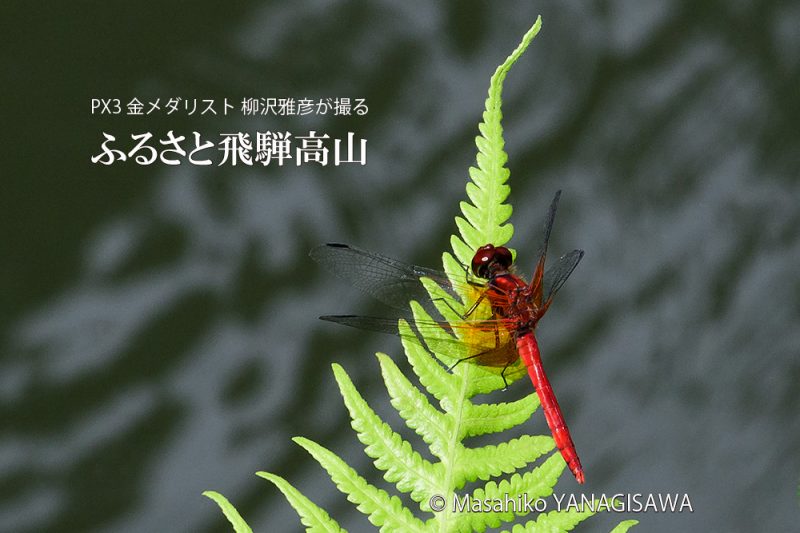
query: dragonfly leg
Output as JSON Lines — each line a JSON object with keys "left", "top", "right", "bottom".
{"left": 446, "top": 310, "right": 505, "bottom": 373}
{"left": 431, "top": 296, "right": 468, "bottom": 318}
{"left": 500, "top": 363, "right": 511, "bottom": 391}
{"left": 494, "top": 318, "right": 511, "bottom": 390}
{"left": 431, "top": 290, "right": 488, "bottom": 320}
{"left": 446, "top": 350, "right": 489, "bottom": 372}
{"left": 425, "top": 260, "right": 487, "bottom": 320}
{"left": 462, "top": 291, "right": 488, "bottom": 318}
{"left": 446, "top": 350, "right": 512, "bottom": 391}
{"left": 461, "top": 263, "right": 485, "bottom": 288}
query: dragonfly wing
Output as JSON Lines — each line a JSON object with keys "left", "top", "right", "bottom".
{"left": 320, "top": 314, "right": 404, "bottom": 335}
{"left": 543, "top": 249, "right": 584, "bottom": 306}
{"left": 320, "top": 314, "right": 518, "bottom": 367}
{"left": 535, "top": 190, "right": 561, "bottom": 263}
{"left": 310, "top": 243, "right": 456, "bottom": 312}
{"left": 530, "top": 191, "right": 562, "bottom": 304}
{"left": 466, "top": 344, "right": 519, "bottom": 367}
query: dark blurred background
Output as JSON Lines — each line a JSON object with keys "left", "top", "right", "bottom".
{"left": 2, "top": 1, "right": 799, "bottom": 532}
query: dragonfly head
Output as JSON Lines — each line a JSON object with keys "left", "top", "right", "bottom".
{"left": 471, "top": 244, "right": 513, "bottom": 279}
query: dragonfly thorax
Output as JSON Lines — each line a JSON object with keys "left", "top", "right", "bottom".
{"left": 486, "top": 272, "right": 542, "bottom": 334}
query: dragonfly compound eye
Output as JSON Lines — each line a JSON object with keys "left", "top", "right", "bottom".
{"left": 471, "top": 244, "right": 497, "bottom": 278}
{"left": 494, "top": 246, "right": 513, "bottom": 269}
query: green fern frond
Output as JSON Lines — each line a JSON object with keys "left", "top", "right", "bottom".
{"left": 454, "top": 435, "right": 553, "bottom": 483}
{"left": 610, "top": 520, "right": 640, "bottom": 533}
{"left": 202, "top": 491, "right": 254, "bottom": 533}
{"left": 253, "top": 474, "right": 344, "bottom": 533}
{"left": 451, "top": 16, "right": 542, "bottom": 265}
{"left": 333, "top": 361, "right": 444, "bottom": 503}
{"left": 461, "top": 394, "right": 539, "bottom": 438}
{"left": 504, "top": 500, "right": 639, "bottom": 533}
{"left": 454, "top": 455, "right": 565, "bottom": 531}
{"left": 294, "top": 437, "right": 427, "bottom": 532}
{"left": 505, "top": 505, "right": 596, "bottom": 533}
{"left": 208, "top": 17, "right": 638, "bottom": 533}
{"left": 377, "top": 353, "right": 453, "bottom": 453}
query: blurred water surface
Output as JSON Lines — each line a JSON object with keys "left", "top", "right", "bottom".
{"left": 2, "top": 1, "right": 799, "bottom": 532}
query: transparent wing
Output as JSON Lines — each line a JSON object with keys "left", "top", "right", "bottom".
{"left": 529, "top": 191, "right": 561, "bottom": 304}
{"left": 534, "top": 190, "right": 561, "bottom": 266}
{"left": 310, "top": 243, "right": 469, "bottom": 314}
{"left": 320, "top": 314, "right": 518, "bottom": 368}
{"left": 543, "top": 249, "right": 584, "bottom": 306}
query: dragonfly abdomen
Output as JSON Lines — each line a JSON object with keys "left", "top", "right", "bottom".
{"left": 516, "top": 332, "right": 585, "bottom": 484}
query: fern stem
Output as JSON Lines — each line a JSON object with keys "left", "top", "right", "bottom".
{"left": 435, "top": 364, "right": 473, "bottom": 532}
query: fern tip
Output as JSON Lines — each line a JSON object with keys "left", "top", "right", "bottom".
{"left": 291, "top": 435, "right": 312, "bottom": 447}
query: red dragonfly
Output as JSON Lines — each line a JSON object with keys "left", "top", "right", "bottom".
{"left": 310, "top": 191, "right": 585, "bottom": 484}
